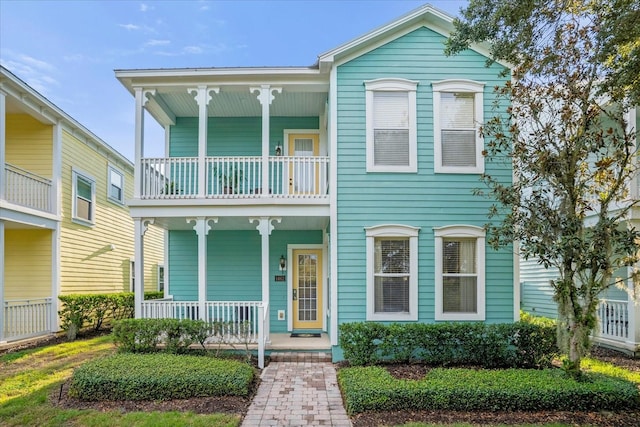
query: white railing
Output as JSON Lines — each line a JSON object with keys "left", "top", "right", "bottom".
{"left": 269, "top": 156, "right": 329, "bottom": 198}
{"left": 4, "top": 164, "right": 53, "bottom": 213}
{"left": 140, "top": 157, "right": 199, "bottom": 199}
{"left": 207, "top": 156, "right": 262, "bottom": 197}
{"left": 3, "top": 298, "right": 53, "bottom": 341}
{"left": 597, "top": 299, "right": 629, "bottom": 341}
{"left": 140, "top": 299, "right": 265, "bottom": 368}
{"left": 139, "top": 156, "right": 329, "bottom": 199}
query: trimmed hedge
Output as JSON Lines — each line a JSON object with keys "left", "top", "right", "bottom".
{"left": 68, "top": 353, "right": 255, "bottom": 401}
{"left": 338, "top": 366, "right": 640, "bottom": 414}
{"left": 339, "top": 321, "right": 558, "bottom": 368}
{"left": 58, "top": 292, "right": 164, "bottom": 338}
{"left": 112, "top": 318, "right": 211, "bottom": 354}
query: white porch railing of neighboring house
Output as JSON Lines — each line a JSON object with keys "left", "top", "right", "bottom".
{"left": 3, "top": 298, "right": 53, "bottom": 341}
{"left": 596, "top": 299, "right": 629, "bottom": 342}
{"left": 140, "top": 300, "right": 265, "bottom": 367}
{"left": 4, "top": 163, "right": 54, "bottom": 213}
{"left": 139, "top": 156, "right": 329, "bottom": 199}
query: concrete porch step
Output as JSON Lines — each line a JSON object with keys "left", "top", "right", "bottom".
{"left": 269, "top": 351, "right": 332, "bottom": 363}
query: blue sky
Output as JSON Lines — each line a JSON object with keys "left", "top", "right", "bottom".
{"left": 1, "top": 0, "right": 467, "bottom": 160}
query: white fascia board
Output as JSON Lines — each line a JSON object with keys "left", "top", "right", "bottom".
{"left": 1, "top": 66, "right": 134, "bottom": 170}
{"left": 127, "top": 202, "right": 330, "bottom": 218}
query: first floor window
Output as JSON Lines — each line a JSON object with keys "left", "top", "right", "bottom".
{"left": 158, "top": 265, "right": 165, "bottom": 292}
{"left": 366, "top": 224, "right": 419, "bottom": 320}
{"left": 130, "top": 260, "right": 135, "bottom": 292}
{"left": 72, "top": 169, "right": 95, "bottom": 225}
{"left": 435, "top": 225, "right": 486, "bottom": 320}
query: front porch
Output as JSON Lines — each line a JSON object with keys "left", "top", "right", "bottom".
{"left": 595, "top": 298, "right": 640, "bottom": 355}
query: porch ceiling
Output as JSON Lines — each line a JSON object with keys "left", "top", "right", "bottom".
{"left": 152, "top": 215, "right": 329, "bottom": 231}
{"left": 152, "top": 89, "right": 328, "bottom": 119}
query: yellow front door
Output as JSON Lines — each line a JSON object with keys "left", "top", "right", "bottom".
{"left": 288, "top": 134, "right": 319, "bottom": 194}
{"left": 292, "top": 249, "right": 323, "bottom": 329}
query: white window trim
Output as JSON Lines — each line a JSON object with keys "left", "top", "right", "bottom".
{"left": 365, "top": 224, "right": 420, "bottom": 321}
{"left": 434, "top": 225, "right": 486, "bottom": 321}
{"left": 71, "top": 168, "right": 96, "bottom": 226}
{"left": 129, "top": 259, "right": 135, "bottom": 292}
{"left": 107, "top": 164, "right": 125, "bottom": 205}
{"left": 432, "top": 79, "right": 485, "bottom": 174}
{"left": 365, "top": 78, "right": 418, "bottom": 173}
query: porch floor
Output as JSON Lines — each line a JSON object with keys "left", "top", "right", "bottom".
{"left": 267, "top": 333, "right": 331, "bottom": 351}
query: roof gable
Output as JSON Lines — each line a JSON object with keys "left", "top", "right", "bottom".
{"left": 317, "top": 3, "right": 505, "bottom": 71}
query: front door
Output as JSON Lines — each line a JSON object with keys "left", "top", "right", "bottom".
{"left": 292, "top": 249, "right": 323, "bottom": 329}
{"left": 288, "top": 133, "right": 320, "bottom": 194}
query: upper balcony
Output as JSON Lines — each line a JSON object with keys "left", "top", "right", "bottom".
{"left": 3, "top": 163, "right": 54, "bottom": 213}
{"left": 140, "top": 155, "right": 329, "bottom": 200}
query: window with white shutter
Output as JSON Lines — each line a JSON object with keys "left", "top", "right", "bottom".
{"left": 365, "top": 224, "right": 420, "bottom": 321}
{"left": 432, "top": 80, "right": 485, "bottom": 173}
{"left": 435, "top": 225, "right": 486, "bottom": 321}
{"left": 365, "top": 78, "right": 418, "bottom": 172}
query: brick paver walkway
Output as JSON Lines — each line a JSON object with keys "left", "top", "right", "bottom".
{"left": 241, "top": 352, "right": 351, "bottom": 426}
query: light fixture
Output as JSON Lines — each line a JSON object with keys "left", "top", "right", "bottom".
{"left": 275, "top": 142, "right": 283, "bottom": 156}
{"left": 279, "top": 254, "right": 287, "bottom": 272}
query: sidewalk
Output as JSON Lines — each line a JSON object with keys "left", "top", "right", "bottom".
{"left": 241, "top": 352, "right": 352, "bottom": 426}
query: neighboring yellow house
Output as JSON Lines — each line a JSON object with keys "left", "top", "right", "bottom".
{"left": 0, "top": 65, "right": 164, "bottom": 342}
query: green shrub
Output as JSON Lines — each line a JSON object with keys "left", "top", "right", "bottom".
{"left": 58, "top": 292, "right": 166, "bottom": 339}
{"left": 68, "top": 353, "right": 255, "bottom": 401}
{"left": 338, "top": 321, "right": 558, "bottom": 368}
{"left": 338, "top": 366, "right": 640, "bottom": 414}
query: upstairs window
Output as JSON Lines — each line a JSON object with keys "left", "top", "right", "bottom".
{"left": 72, "top": 169, "right": 95, "bottom": 225}
{"left": 365, "top": 78, "right": 418, "bottom": 172}
{"left": 108, "top": 165, "right": 125, "bottom": 204}
{"left": 432, "top": 80, "right": 485, "bottom": 173}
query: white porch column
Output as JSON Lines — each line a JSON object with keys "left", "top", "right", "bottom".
{"left": 249, "top": 216, "right": 281, "bottom": 343}
{"left": 250, "top": 85, "right": 281, "bottom": 195}
{"left": 628, "top": 273, "right": 640, "bottom": 348}
{"left": 134, "top": 218, "right": 153, "bottom": 318}
{"left": 0, "top": 220, "right": 5, "bottom": 343}
{"left": 188, "top": 217, "right": 218, "bottom": 320}
{"left": 50, "top": 223, "right": 60, "bottom": 333}
{"left": 188, "top": 86, "right": 219, "bottom": 198}
{"left": 0, "top": 89, "right": 6, "bottom": 202}
{"left": 134, "top": 88, "right": 155, "bottom": 198}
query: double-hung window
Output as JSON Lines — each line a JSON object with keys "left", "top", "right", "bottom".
{"left": 434, "top": 225, "right": 485, "bottom": 320}
{"left": 365, "top": 224, "right": 419, "bottom": 320}
{"left": 432, "top": 79, "right": 485, "bottom": 173}
{"left": 108, "top": 165, "right": 124, "bottom": 204}
{"left": 72, "top": 169, "right": 95, "bottom": 225}
{"left": 365, "top": 78, "right": 418, "bottom": 172}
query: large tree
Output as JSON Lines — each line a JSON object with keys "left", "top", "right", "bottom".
{"left": 446, "top": 0, "right": 640, "bottom": 376}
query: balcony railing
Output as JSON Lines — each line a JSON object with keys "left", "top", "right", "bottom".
{"left": 4, "top": 164, "right": 54, "bottom": 213}
{"left": 596, "top": 299, "right": 629, "bottom": 342}
{"left": 140, "top": 156, "right": 329, "bottom": 200}
{"left": 3, "top": 297, "right": 53, "bottom": 341}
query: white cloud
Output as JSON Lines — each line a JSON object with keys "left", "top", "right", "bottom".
{"left": 146, "top": 39, "right": 170, "bottom": 46}
{"left": 19, "top": 54, "right": 55, "bottom": 72}
{"left": 140, "top": 3, "right": 149, "bottom": 12}
{"left": 183, "top": 46, "right": 203, "bottom": 54}
{"left": 119, "top": 23, "right": 141, "bottom": 31}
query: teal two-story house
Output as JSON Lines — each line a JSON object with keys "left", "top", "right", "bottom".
{"left": 116, "top": 4, "right": 515, "bottom": 366}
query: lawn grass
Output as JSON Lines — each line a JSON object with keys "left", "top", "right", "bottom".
{"left": 0, "top": 334, "right": 241, "bottom": 427}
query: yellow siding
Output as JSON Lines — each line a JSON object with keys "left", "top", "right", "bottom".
{"left": 4, "top": 229, "right": 52, "bottom": 299}
{"left": 5, "top": 114, "right": 53, "bottom": 177}
{"left": 144, "top": 225, "right": 165, "bottom": 291}
{"left": 59, "top": 129, "right": 164, "bottom": 294}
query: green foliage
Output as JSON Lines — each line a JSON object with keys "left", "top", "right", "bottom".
{"left": 339, "top": 322, "right": 558, "bottom": 368}
{"left": 68, "top": 353, "right": 255, "bottom": 401}
{"left": 58, "top": 292, "right": 165, "bottom": 339}
{"left": 520, "top": 311, "right": 556, "bottom": 328}
{"left": 445, "top": 0, "right": 640, "bottom": 376}
{"left": 338, "top": 366, "right": 640, "bottom": 414}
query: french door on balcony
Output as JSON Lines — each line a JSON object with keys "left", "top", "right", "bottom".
{"left": 287, "top": 134, "right": 319, "bottom": 194}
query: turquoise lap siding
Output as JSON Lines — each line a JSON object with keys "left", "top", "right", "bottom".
{"left": 169, "top": 116, "right": 319, "bottom": 157}
{"left": 335, "top": 26, "right": 513, "bottom": 325}
{"left": 168, "top": 229, "right": 323, "bottom": 333}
